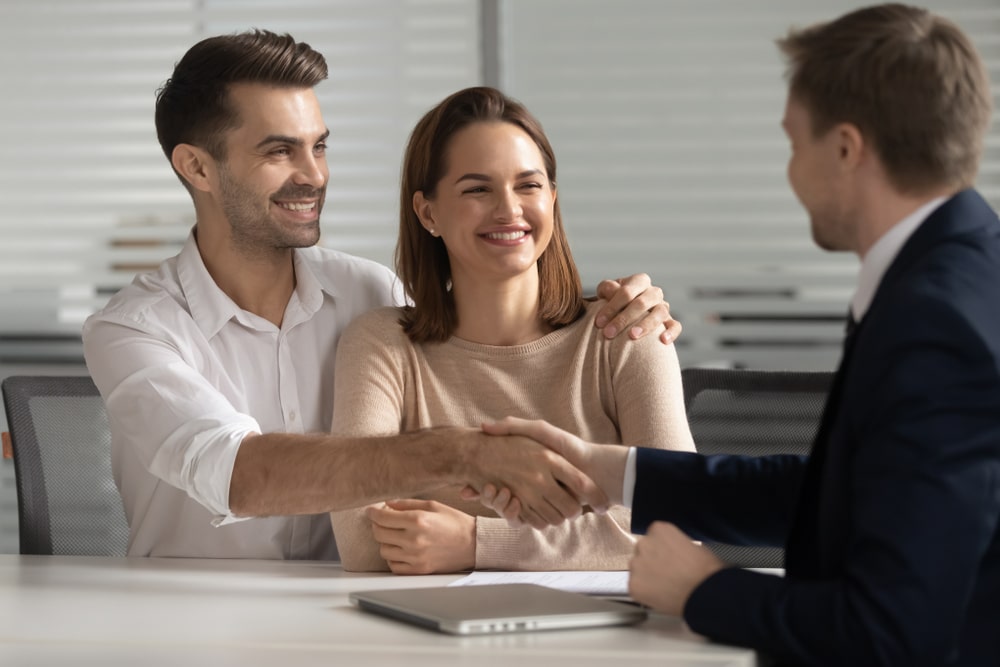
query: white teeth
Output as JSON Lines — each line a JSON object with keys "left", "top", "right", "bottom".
{"left": 484, "top": 230, "right": 527, "bottom": 241}
{"left": 277, "top": 201, "right": 315, "bottom": 211}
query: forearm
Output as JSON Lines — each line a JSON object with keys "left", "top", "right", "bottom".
{"left": 631, "top": 449, "right": 804, "bottom": 544}
{"left": 229, "top": 429, "right": 472, "bottom": 516}
{"left": 585, "top": 443, "right": 629, "bottom": 506}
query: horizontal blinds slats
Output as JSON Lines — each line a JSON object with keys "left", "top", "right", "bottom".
{"left": 501, "top": 0, "right": 1000, "bottom": 371}
{"left": 0, "top": 0, "right": 479, "bottom": 336}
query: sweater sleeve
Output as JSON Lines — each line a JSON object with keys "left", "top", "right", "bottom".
{"left": 328, "top": 309, "right": 407, "bottom": 572}
{"left": 475, "top": 323, "right": 695, "bottom": 570}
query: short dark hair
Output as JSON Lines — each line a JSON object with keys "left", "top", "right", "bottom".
{"left": 396, "top": 86, "right": 585, "bottom": 343}
{"left": 777, "top": 3, "right": 992, "bottom": 193}
{"left": 154, "top": 29, "right": 328, "bottom": 185}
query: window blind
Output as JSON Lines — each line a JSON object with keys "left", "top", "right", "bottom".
{"left": 499, "top": 0, "right": 1000, "bottom": 371}
{"left": 0, "top": 0, "right": 480, "bottom": 343}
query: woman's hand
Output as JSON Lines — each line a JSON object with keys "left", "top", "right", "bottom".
{"left": 368, "top": 499, "right": 476, "bottom": 574}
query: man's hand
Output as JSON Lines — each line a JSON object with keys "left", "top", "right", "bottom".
{"left": 595, "top": 273, "right": 681, "bottom": 345}
{"left": 629, "top": 522, "right": 726, "bottom": 616}
{"left": 464, "top": 417, "right": 627, "bottom": 526}
{"left": 368, "top": 499, "right": 475, "bottom": 575}
{"left": 460, "top": 428, "right": 609, "bottom": 529}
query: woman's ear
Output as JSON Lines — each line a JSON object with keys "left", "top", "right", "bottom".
{"left": 413, "top": 191, "right": 439, "bottom": 236}
{"left": 171, "top": 143, "right": 215, "bottom": 193}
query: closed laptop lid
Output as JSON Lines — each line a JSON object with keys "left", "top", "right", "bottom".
{"left": 349, "top": 583, "right": 647, "bottom": 636}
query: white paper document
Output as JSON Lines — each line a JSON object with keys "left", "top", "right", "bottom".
{"left": 449, "top": 571, "right": 629, "bottom": 596}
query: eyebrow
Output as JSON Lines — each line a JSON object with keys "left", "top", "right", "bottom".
{"left": 255, "top": 129, "right": 330, "bottom": 150}
{"left": 453, "top": 169, "right": 544, "bottom": 185}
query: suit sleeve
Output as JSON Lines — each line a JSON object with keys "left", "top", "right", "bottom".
{"left": 631, "top": 449, "right": 806, "bottom": 546}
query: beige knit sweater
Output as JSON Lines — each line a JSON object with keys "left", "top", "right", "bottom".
{"left": 330, "top": 300, "right": 695, "bottom": 572}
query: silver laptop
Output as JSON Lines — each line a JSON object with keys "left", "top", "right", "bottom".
{"left": 349, "top": 583, "right": 647, "bottom": 636}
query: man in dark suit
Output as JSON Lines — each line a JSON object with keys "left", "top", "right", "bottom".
{"left": 476, "top": 4, "right": 1000, "bottom": 665}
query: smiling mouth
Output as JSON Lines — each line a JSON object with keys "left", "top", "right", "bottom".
{"left": 482, "top": 230, "right": 528, "bottom": 241}
{"left": 276, "top": 201, "right": 317, "bottom": 212}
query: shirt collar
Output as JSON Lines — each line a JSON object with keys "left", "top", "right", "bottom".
{"left": 850, "top": 196, "right": 948, "bottom": 321}
{"left": 176, "top": 231, "right": 333, "bottom": 339}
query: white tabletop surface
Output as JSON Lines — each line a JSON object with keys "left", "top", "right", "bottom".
{"left": 0, "top": 555, "right": 758, "bottom": 666}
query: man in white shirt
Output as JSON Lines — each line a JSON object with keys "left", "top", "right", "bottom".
{"left": 83, "top": 29, "right": 678, "bottom": 559}
{"left": 477, "top": 4, "right": 1000, "bottom": 665}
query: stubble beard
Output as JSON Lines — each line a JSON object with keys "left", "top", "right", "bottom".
{"left": 218, "top": 165, "right": 324, "bottom": 260}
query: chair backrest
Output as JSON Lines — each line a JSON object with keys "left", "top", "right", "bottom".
{"left": 681, "top": 367, "right": 833, "bottom": 568}
{"left": 1, "top": 375, "right": 128, "bottom": 556}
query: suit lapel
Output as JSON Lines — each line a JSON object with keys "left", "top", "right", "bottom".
{"left": 784, "top": 189, "right": 997, "bottom": 575}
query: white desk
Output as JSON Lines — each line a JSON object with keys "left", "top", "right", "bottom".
{"left": 0, "top": 555, "right": 758, "bottom": 666}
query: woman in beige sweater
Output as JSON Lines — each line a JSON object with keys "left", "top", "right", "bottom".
{"left": 330, "top": 87, "right": 695, "bottom": 573}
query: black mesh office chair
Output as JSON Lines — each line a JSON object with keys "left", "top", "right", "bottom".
{"left": 681, "top": 367, "right": 833, "bottom": 568}
{"left": 1, "top": 375, "right": 128, "bottom": 555}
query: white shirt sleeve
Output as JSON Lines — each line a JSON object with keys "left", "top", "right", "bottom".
{"left": 84, "top": 318, "right": 259, "bottom": 523}
{"left": 621, "top": 446, "right": 638, "bottom": 509}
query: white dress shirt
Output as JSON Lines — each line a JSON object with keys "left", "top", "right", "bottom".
{"left": 849, "top": 196, "right": 947, "bottom": 321}
{"left": 622, "top": 195, "right": 948, "bottom": 507}
{"left": 82, "top": 233, "right": 403, "bottom": 559}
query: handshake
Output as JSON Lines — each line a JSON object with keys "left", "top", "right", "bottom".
{"left": 458, "top": 416, "right": 631, "bottom": 528}
{"left": 457, "top": 416, "right": 723, "bottom": 617}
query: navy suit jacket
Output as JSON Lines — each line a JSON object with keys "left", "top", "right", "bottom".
{"left": 631, "top": 190, "right": 1000, "bottom": 666}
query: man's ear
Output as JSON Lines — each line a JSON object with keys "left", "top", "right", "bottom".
{"left": 835, "top": 122, "right": 865, "bottom": 170}
{"left": 171, "top": 143, "right": 215, "bottom": 193}
{"left": 413, "top": 191, "right": 437, "bottom": 234}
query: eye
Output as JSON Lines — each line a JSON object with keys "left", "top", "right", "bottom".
{"left": 462, "top": 186, "right": 489, "bottom": 194}
{"left": 518, "top": 182, "right": 544, "bottom": 191}
{"left": 270, "top": 147, "right": 292, "bottom": 157}
{"left": 314, "top": 142, "right": 327, "bottom": 156}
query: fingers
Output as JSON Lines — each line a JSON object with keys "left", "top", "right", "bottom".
{"left": 661, "top": 315, "right": 682, "bottom": 345}
{"left": 475, "top": 483, "right": 521, "bottom": 524}
{"left": 481, "top": 416, "right": 606, "bottom": 520}
{"left": 480, "top": 484, "right": 498, "bottom": 505}
{"left": 595, "top": 273, "right": 665, "bottom": 337}
{"left": 517, "top": 504, "right": 549, "bottom": 530}
{"left": 525, "top": 490, "right": 573, "bottom": 527}
{"left": 625, "top": 301, "right": 670, "bottom": 341}
{"left": 493, "top": 487, "right": 511, "bottom": 513}
{"left": 384, "top": 498, "right": 434, "bottom": 512}
{"left": 367, "top": 503, "right": 414, "bottom": 530}
{"left": 552, "top": 461, "right": 608, "bottom": 515}
{"left": 603, "top": 286, "right": 667, "bottom": 340}
{"left": 482, "top": 416, "right": 574, "bottom": 459}
{"left": 503, "top": 498, "right": 524, "bottom": 526}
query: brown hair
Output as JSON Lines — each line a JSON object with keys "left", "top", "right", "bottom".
{"left": 396, "top": 86, "right": 585, "bottom": 343}
{"left": 777, "top": 3, "right": 992, "bottom": 193}
{"left": 154, "top": 29, "right": 328, "bottom": 186}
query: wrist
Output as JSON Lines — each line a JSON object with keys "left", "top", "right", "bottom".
{"left": 589, "top": 444, "right": 628, "bottom": 506}
{"left": 413, "top": 426, "right": 479, "bottom": 487}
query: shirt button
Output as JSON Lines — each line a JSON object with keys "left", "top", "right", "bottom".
{"left": 289, "top": 410, "right": 297, "bottom": 421}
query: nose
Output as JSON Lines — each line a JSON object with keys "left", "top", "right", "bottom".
{"left": 294, "top": 151, "right": 327, "bottom": 189}
{"left": 494, "top": 187, "right": 523, "bottom": 222}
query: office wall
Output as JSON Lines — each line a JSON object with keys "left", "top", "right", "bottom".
{"left": 499, "top": 0, "right": 1000, "bottom": 371}
{"left": 0, "top": 0, "right": 481, "bottom": 554}
{"left": 1, "top": 1, "right": 997, "bottom": 553}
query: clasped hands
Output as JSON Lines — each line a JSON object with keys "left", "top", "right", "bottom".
{"left": 367, "top": 416, "right": 724, "bottom": 616}
{"left": 473, "top": 417, "right": 725, "bottom": 617}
